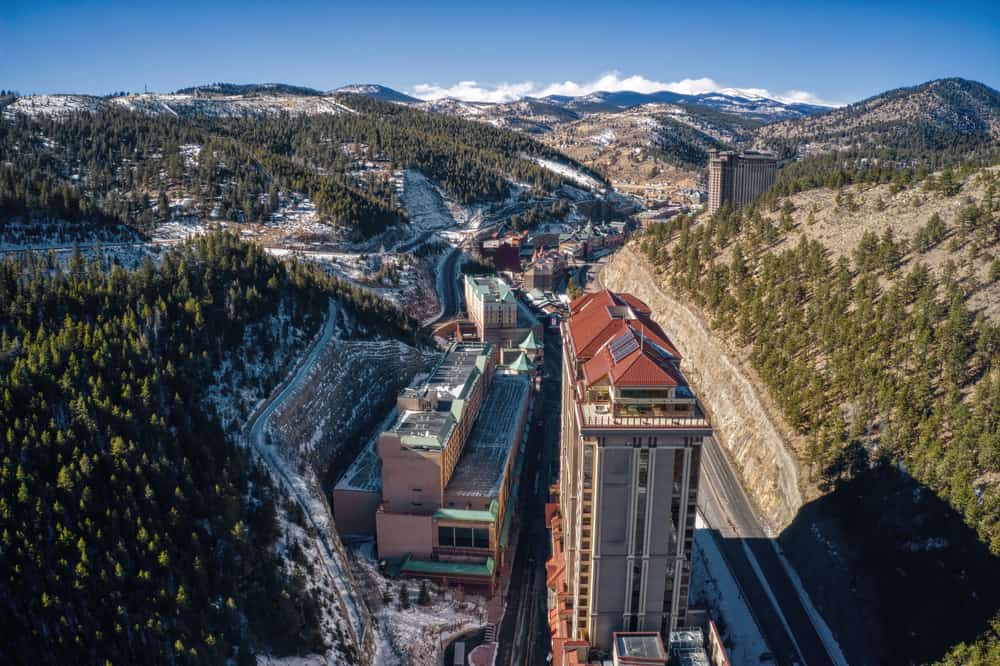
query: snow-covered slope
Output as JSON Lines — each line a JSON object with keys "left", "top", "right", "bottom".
{"left": 541, "top": 88, "right": 829, "bottom": 121}
{"left": 530, "top": 156, "right": 604, "bottom": 190}
{"left": 4, "top": 92, "right": 357, "bottom": 118}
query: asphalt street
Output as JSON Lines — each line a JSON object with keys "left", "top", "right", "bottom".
{"left": 495, "top": 326, "right": 563, "bottom": 666}
{"left": 699, "top": 436, "right": 835, "bottom": 666}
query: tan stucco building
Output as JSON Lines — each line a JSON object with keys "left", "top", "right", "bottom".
{"left": 372, "top": 342, "right": 531, "bottom": 592}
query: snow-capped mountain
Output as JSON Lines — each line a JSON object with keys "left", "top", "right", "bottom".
{"left": 331, "top": 83, "right": 830, "bottom": 122}
{"left": 331, "top": 84, "right": 419, "bottom": 104}
{"left": 2, "top": 92, "right": 359, "bottom": 118}
{"left": 538, "top": 89, "right": 827, "bottom": 121}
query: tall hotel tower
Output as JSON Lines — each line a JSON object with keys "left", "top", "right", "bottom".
{"left": 707, "top": 149, "right": 778, "bottom": 213}
{"left": 546, "top": 291, "right": 712, "bottom": 660}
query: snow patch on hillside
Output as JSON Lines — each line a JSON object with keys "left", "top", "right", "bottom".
{"left": 529, "top": 156, "right": 603, "bottom": 190}
{"left": 152, "top": 217, "right": 211, "bottom": 242}
{"left": 399, "top": 170, "right": 457, "bottom": 232}
{"left": 591, "top": 128, "right": 617, "bottom": 147}
{"left": 348, "top": 542, "right": 486, "bottom": 666}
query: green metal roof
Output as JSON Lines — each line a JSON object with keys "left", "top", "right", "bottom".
{"left": 466, "top": 275, "right": 516, "bottom": 303}
{"left": 458, "top": 366, "right": 481, "bottom": 401}
{"left": 518, "top": 330, "right": 542, "bottom": 350}
{"left": 434, "top": 499, "right": 499, "bottom": 524}
{"left": 401, "top": 555, "right": 495, "bottom": 577}
{"left": 508, "top": 352, "right": 534, "bottom": 373}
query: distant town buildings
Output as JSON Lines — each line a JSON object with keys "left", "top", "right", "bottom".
{"left": 524, "top": 248, "right": 566, "bottom": 291}
{"left": 707, "top": 149, "right": 778, "bottom": 213}
{"left": 547, "top": 290, "right": 712, "bottom": 661}
{"left": 477, "top": 220, "right": 630, "bottom": 271}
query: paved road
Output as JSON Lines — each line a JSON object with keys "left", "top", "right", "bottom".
{"left": 699, "top": 436, "right": 834, "bottom": 666}
{"left": 496, "top": 324, "right": 563, "bottom": 666}
{"left": 438, "top": 248, "right": 463, "bottom": 320}
{"left": 423, "top": 247, "right": 463, "bottom": 328}
{"left": 244, "top": 301, "right": 368, "bottom": 651}
{"left": 0, "top": 239, "right": 182, "bottom": 255}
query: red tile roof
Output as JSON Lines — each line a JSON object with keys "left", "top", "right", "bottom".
{"left": 568, "top": 291, "right": 679, "bottom": 361}
{"left": 582, "top": 324, "right": 687, "bottom": 388}
{"left": 567, "top": 291, "right": 683, "bottom": 389}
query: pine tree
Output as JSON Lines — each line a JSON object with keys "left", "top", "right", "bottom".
{"left": 399, "top": 583, "right": 411, "bottom": 610}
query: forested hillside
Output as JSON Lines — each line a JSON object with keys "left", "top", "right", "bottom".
{"left": 755, "top": 79, "right": 1000, "bottom": 197}
{"left": 0, "top": 233, "right": 415, "bottom": 663}
{"left": 0, "top": 94, "right": 597, "bottom": 241}
{"left": 757, "top": 78, "right": 1000, "bottom": 159}
{"left": 638, "top": 164, "right": 1000, "bottom": 662}
{"left": 641, "top": 165, "right": 1000, "bottom": 547}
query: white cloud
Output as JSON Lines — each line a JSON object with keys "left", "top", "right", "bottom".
{"left": 409, "top": 72, "right": 838, "bottom": 107}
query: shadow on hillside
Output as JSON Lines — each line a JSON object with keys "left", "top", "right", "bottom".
{"left": 774, "top": 464, "right": 1000, "bottom": 665}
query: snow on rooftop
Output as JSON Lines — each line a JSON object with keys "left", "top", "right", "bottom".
{"left": 403, "top": 343, "right": 490, "bottom": 403}
{"left": 446, "top": 375, "right": 530, "bottom": 497}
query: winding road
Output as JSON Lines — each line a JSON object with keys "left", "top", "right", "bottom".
{"left": 244, "top": 301, "right": 369, "bottom": 654}
{"left": 423, "top": 245, "right": 464, "bottom": 328}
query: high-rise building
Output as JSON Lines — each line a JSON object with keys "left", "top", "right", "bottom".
{"left": 465, "top": 275, "right": 518, "bottom": 339}
{"left": 547, "top": 291, "right": 712, "bottom": 660}
{"left": 707, "top": 149, "right": 778, "bottom": 213}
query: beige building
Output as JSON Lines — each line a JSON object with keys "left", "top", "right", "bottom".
{"left": 707, "top": 149, "right": 778, "bottom": 213}
{"left": 547, "top": 290, "right": 712, "bottom": 656}
{"left": 372, "top": 342, "right": 531, "bottom": 592}
{"left": 465, "top": 275, "right": 518, "bottom": 339}
{"left": 464, "top": 273, "right": 545, "bottom": 363}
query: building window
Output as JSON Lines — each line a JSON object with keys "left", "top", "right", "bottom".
{"left": 439, "top": 526, "right": 489, "bottom": 549}
{"left": 455, "top": 527, "right": 474, "bottom": 548}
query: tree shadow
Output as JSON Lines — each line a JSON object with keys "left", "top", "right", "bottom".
{"left": 773, "top": 463, "right": 1000, "bottom": 665}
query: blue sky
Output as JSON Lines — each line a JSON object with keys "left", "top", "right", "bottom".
{"left": 3, "top": 0, "right": 998, "bottom": 104}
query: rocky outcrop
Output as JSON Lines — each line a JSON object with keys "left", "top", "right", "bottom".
{"left": 602, "top": 245, "right": 806, "bottom": 533}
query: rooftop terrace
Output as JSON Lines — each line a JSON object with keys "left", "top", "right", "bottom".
{"left": 394, "top": 409, "right": 456, "bottom": 450}
{"left": 615, "top": 632, "right": 667, "bottom": 661}
{"left": 446, "top": 375, "right": 531, "bottom": 497}
{"left": 578, "top": 402, "right": 710, "bottom": 431}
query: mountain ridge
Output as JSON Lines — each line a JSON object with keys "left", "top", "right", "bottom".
{"left": 756, "top": 77, "right": 1000, "bottom": 157}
